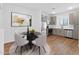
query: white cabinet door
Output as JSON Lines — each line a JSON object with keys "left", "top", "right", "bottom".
{"left": 77, "top": 11, "right": 79, "bottom": 39}
{"left": 71, "top": 12, "right": 78, "bottom": 39}
{"left": 69, "top": 13, "right": 74, "bottom": 25}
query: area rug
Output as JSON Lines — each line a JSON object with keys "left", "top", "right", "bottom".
{"left": 9, "top": 43, "right": 50, "bottom": 55}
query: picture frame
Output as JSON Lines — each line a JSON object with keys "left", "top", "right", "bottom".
{"left": 11, "top": 12, "right": 32, "bottom": 27}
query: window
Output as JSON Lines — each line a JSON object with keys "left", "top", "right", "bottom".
{"left": 57, "top": 16, "right": 69, "bottom": 26}
{"left": 63, "top": 17, "right": 69, "bottom": 26}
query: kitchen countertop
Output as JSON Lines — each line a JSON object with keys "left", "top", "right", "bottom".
{"left": 48, "top": 25, "right": 74, "bottom": 30}
{"left": 48, "top": 25, "right": 61, "bottom": 29}
{"left": 63, "top": 25, "right": 74, "bottom": 30}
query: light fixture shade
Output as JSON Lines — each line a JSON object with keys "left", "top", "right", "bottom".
{"left": 68, "top": 7, "right": 73, "bottom": 10}
{"left": 52, "top": 8, "right": 56, "bottom": 14}
{"left": 52, "top": 11, "right": 56, "bottom": 14}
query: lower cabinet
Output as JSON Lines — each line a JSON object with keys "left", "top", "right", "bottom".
{"left": 52, "top": 29, "right": 64, "bottom": 36}
{"left": 48, "top": 28, "right": 53, "bottom": 35}
{"left": 73, "top": 25, "right": 78, "bottom": 39}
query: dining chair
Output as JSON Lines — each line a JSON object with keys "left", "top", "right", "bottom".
{"left": 32, "top": 31, "right": 47, "bottom": 55}
{"left": 15, "top": 33, "right": 29, "bottom": 55}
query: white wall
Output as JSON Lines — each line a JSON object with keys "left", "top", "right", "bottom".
{"left": 0, "top": 4, "right": 3, "bottom": 28}
{"left": 0, "top": 10, "right": 2, "bottom": 28}
{"left": 0, "top": 4, "right": 4, "bottom": 55}
{"left": 32, "top": 10, "right": 41, "bottom": 32}
{"left": 0, "top": 29, "right": 4, "bottom": 55}
{"left": 2, "top": 4, "right": 41, "bottom": 43}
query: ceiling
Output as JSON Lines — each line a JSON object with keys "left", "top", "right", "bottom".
{"left": 11, "top": 3, "right": 79, "bottom": 14}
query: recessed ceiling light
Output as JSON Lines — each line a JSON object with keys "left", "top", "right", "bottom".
{"left": 68, "top": 7, "right": 73, "bottom": 10}
{"left": 52, "top": 11, "right": 56, "bottom": 14}
{"left": 51, "top": 8, "right": 56, "bottom": 14}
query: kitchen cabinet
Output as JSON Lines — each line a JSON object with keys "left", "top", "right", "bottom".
{"left": 73, "top": 25, "right": 78, "bottom": 39}
{"left": 63, "top": 25, "right": 74, "bottom": 38}
{"left": 69, "top": 12, "right": 78, "bottom": 25}
{"left": 77, "top": 11, "right": 79, "bottom": 40}
{"left": 77, "top": 11, "right": 79, "bottom": 25}
{"left": 52, "top": 28, "right": 64, "bottom": 36}
{"left": 65, "top": 29, "right": 73, "bottom": 38}
{"left": 69, "top": 13, "right": 74, "bottom": 25}
{"left": 69, "top": 11, "right": 79, "bottom": 39}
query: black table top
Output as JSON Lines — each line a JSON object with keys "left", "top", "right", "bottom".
{"left": 20, "top": 32, "right": 41, "bottom": 49}
{"left": 21, "top": 32, "right": 41, "bottom": 35}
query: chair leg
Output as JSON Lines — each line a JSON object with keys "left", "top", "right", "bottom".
{"left": 20, "top": 46, "right": 22, "bottom": 55}
{"left": 32, "top": 45, "right": 36, "bottom": 52}
{"left": 35, "top": 46, "right": 39, "bottom": 51}
{"left": 15, "top": 46, "right": 18, "bottom": 53}
{"left": 25, "top": 44, "right": 28, "bottom": 51}
{"left": 43, "top": 46, "right": 46, "bottom": 53}
{"left": 38, "top": 46, "right": 40, "bottom": 55}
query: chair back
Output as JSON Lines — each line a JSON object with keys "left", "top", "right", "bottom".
{"left": 35, "top": 30, "right": 47, "bottom": 46}
{"left": 15, "top": 33, "right": 28, "bottom": 46}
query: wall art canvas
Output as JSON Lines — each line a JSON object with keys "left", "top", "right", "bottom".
{"left": 11, "top": 12, "right": 32, "bottom": 27}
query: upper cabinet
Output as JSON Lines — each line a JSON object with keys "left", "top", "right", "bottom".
{"left": 76, "top": 11, "right": 79, "bottom": 25}
{"left": 69, "top": 11, "right": 79, "bottom": 25}
{"left": 74, "top": 12, "right": 78, "bottom": 25}
{"left": 77, "top": 11, "right": 79, "bottom": 40}
{"left": 49, "top": 16, "right": 56, "bottom": 25}
{"left": 69, "top": 11, "right": 79, "bottom": 39}
{"left": 69, "top": 13, "right": 74, "bottom": 25}
{"left": 69, "top": 13, "right": 77, "bottom": 25}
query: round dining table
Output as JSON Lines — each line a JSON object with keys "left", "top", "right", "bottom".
{"left": 21, "top": 32, "right": 41, "bottom": 49}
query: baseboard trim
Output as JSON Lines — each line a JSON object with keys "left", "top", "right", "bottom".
{"left": 47, "top": 34, "right": 64, "bottom": 37}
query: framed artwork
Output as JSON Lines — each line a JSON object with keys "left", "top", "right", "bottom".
{"left": 11, "top": 12, "right": 32, "bottom": 27}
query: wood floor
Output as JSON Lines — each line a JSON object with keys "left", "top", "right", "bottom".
{"left": 4, "top": 42, "right": 14, "bottom": 55}
{"left": 4, "top": 35, "right": 79, "bottom": 55}
{"left": 47, "top": 35, "right": 79, "bottom": 55}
